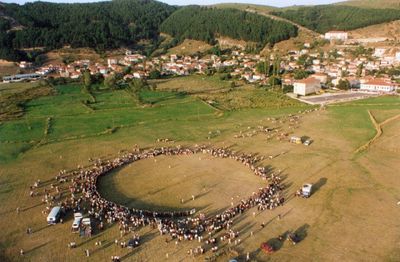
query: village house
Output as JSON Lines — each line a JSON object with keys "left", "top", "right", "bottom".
{"left": 325, "top": 31, "right": 348, "bottom": 41}
{"left": 311, "top": 73, "right": 328, "bottom": 85}
{"left": 19, "top": 61, "right": 33, "bottom": 69}
{"left": 360, "top": 78, "right": 398, "bottom": 92}
{"left": 293, "top": 77, "right": 321, "bottom": 96}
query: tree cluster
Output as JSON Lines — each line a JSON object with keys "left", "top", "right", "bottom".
{"left": 0, "top": 0, "right": 176, "bottom": 60}
{"left": 160, "top": 6, "right": 298, "bottom": 46}
{"left": 272, "top": 5, "right": 400, "bottom": 34}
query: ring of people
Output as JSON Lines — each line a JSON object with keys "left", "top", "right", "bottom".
{"left": 33, "top": 145, "right": 290, "bottom": 259}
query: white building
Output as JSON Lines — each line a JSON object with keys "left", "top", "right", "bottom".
{"left": 19, "top": 61, "right": 32, "bottom": 69}
{"left": 360, "top": 79, "right": 397, "bottom": 92}
{"left": 395, "top": 52, "right": 400, "bottom": 62}
{"left": 324, "top": 31, "right": 348, "bottom": 41}
{"left": 373, "top": 48, "right": 386, "bottom": 58}
{"left": 293, "top": 77, "right": 321, "bottom": 96}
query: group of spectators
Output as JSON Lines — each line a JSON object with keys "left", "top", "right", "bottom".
{"left": 36, "top": 145, "right": 285, "bottom": 256}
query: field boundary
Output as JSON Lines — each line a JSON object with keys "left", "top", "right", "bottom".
{"left": 355, "top": 110, "right": 400, "bottom": 153}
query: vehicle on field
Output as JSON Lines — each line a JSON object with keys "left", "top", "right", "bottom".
{"left": 71, "top": 213, "right": 83, "bottom": 233}
{"left": 287, "top": 232, "right": 300, "bottom": 245}
{"left": 82, "top": 217, "right": 91, "bottom": 227}
{"left": 260, "top": 242, "right": 274, "bottom": 254}
{"left": 290, "top": 136, "right": 302, "bottom": 144}
{"left": 303, "top": 139, "right": 312, "bottom": 146}
{"left": 47, "top": 206, "right": 61, "bottom": 225}
{"left": 80, "top": 217, "right": 93, "bottom": 237}
{"left": 301, "top": 183, "right": 313, "bottom": 198}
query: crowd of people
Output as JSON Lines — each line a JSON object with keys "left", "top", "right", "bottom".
{"left": 39, "top": 145, "right": 285, "bottom": 254}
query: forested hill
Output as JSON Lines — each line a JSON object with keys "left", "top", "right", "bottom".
{"left": 271, "top": 5, "right": 400, "bottom": 34}
{"left": 160, "top": 6, "right": 298, "bottom": 47}
{"left": 0, "top": 0, "right": 176, "bottom": 60}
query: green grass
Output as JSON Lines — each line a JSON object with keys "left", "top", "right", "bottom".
{"left": 328, "top": 96, "right": 400, "bottom": 148}
{"left": 0, "top": 81, "right": 311, "bottom": 163}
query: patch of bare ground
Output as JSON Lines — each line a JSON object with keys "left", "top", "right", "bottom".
{"left": 349, "top": 20, "right": 400, "bottom": 42}
{"left": 167, "top": 39, "right": 212, "bottom": 56}
{"left": 44, "top": 47, "right": 103, "bottom": 65}
{"left": 217, "top": 37, "right": 250, "bottom": 50}
{"left": 0, "top": 60, "right": 19, "bottom": 76}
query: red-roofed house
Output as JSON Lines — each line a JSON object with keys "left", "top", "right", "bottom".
{"left": 360, "top": 79, "right": 398, "bottom": 92}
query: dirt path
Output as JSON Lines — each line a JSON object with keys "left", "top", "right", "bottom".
{"left": 246, "top": 9, "right": 320, "bottom": 37}
{"left": 355, "top": 110, "right": 400, "bottom": 153}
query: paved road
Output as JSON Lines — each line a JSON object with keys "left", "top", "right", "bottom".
{"left": 300, "top": 92, "right": 377, "bottom": 104}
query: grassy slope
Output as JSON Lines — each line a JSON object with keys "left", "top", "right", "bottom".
{"left": 337, "top": 0, "right": 400, "bottom": 9}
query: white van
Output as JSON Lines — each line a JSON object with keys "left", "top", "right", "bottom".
{"left": 302, "top": 184, "right": 313, "bottom": 198}
{"left": 47, "top": 206, "right": 61, "bottom": 225}
{"left": 71, "top": 213, "right": 83, "bottom": 232}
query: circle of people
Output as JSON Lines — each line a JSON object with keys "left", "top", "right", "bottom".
{"left": 49, "top": 145, "right": 285, "bottom": 244}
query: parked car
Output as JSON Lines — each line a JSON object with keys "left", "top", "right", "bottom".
{"left": 71, "top": 213, "right": 83, "bottom": 232}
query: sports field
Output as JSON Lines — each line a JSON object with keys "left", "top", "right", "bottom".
{"left": 1, "top": 78, "right": 400, "bottom": 261}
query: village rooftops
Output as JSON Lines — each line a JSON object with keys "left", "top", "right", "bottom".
{"left": 363, "top": 79, "right": 397, "bottom": 87}
{"left": 294, "top": 77, "right": 320, "bottom": 84}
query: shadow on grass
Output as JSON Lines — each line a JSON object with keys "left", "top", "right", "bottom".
{"left": 313, "top": 177, "right": 327, "bottom": 195}
{"left": 22, "top": 202, "right": 44, "bottom": 212}
{"left": 26, "top": 241, "right": 50, "bottom": 255}
{"left": 294, "top": 223, "right": 309, "bottom": 242}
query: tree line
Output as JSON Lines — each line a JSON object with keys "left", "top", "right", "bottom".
{"left": 271, "top": 5, "right": 400, "bottom": 34}
{"left": 0, "top": 0, "right": 176, "bottom": 60}
{"left": 160, "top": 6, "right": 298, "bottom": 46}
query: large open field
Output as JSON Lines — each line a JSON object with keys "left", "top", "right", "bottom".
{"left": 1, "top": 77, "right": 400, "bottom": 261}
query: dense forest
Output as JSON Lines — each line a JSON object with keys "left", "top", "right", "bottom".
{"left": 160, "top": 6, "right": 298, "bottom": 46}
{"left": 271, "top": 5, "right": 400, "bottom": 34}
{"left": 0, "top": 0, "right": 176, "bottom": 60}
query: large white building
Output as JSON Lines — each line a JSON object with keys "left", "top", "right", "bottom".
{"left": 360, "top": 79, "right": 398, "bottom": 92}
{"left": 395, "top": 52, "right": 400, "bottom": 62}
{"left": 324, "top": 31, "right": 348, "bottom": 41}
{"left": 293, "top": 77, "right": 321, "bottom": 96}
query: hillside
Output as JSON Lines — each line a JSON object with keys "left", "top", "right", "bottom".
{"left": 349, "top": 19, "right": 400, "bottom": 42}
{"left": 0, "top": 0, "right": 176, "bottom": 61}
{"left": 271, "top": 5, "right": 400, "bottom": 34}
{"left": 160, "top": 6, "right": 298, "bottom": 47}
{"left": 337, "top": 0, "right": 400, "bottom": 9}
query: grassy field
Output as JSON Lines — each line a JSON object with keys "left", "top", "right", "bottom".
{"left": 1, "top": 79, "right": 400, "bottom": 261}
